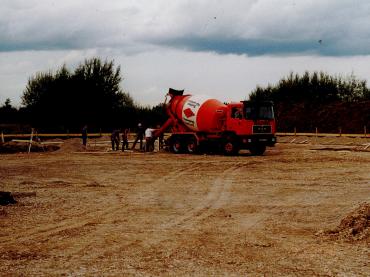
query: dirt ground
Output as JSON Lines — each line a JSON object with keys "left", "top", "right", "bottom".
{"left": 0, "top": 137, "right": 369, "bottom": 276}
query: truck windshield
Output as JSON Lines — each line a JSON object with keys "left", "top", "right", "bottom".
{"left": 244, "top": 104, "right": 274, "bottom": 120}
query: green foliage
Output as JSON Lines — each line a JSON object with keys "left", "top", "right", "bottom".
{"left": 136, "top": 103, "right": 168, "bottom": 128}
{"left": 1, "top": 98, "right": 17, "bottom": 113}
{"left": 19, "top": 57, "right": 168, "bottom": 132}
{"left": 250, "top": 71, "right": 370, "bottom": 103}
{"left": 249, "top": 71, "right": 370, "bottom": 132}
{"left": 3, "top": 99, "right": 11, "bottom": 109}
{"left": 21, "top": 57, "right": 136, "bottom": 131}
{"left": 0, "top": 98, "right": 19, "bottom": 125}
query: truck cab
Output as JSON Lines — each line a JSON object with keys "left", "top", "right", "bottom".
{"left": 224, "top": 101, "right": 276, "bottom": 155}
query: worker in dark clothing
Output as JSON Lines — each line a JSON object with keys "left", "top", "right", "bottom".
{"left": 111, "top": 129, "right": 120, "bottom": 151}
{"left": 156, "top": 124, "right": 164, "bottom": 150}
{"left": 81, "top": 125, "right": 88, "bottom": 148}
{"left": 122, "top": 128, "right": 129, "bottom": 151}
{"left": 131, "top": 123, "right": 144, "bottom": 151}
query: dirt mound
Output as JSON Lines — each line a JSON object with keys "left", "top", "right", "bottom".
{"left": 0, "top": 141, "right": 59, "bottom": 153}
{"left": 57, "top": 138, "right": 86, "bottom": 153}
{"left": 56, "top": 137, "right": 113, "bottom": 152}
{"left": 323, "top": 203, "right": 370, "bottom": 242}
{"left": 0, "top": 141, "right": 26, "bottom": 153}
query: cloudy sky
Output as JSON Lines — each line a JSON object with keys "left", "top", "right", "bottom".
{"left": 1, "top": 0, "right": 370, "bottom": 106}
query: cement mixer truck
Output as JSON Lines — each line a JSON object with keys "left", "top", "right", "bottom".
{"left": 154, "top": 88, "right": 276, "bottom": 155}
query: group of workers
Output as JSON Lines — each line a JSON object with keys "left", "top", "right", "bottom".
{"left": 110, "top": 128, "right": 129, "bottom": 151}
{"left": 110, "top": 123, "right": 162, "bottom": 152}
{"left": 81, "top": 123, "right": 163, "bottom": 152}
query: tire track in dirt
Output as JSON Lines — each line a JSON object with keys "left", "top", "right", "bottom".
{"left": 0, "top": 162, "right": 201, "bottom": 254}
{"left": 0, "top": 163, "right": 202, "bottom": 248}
{"left": 47, "top": 162, "right": 207, "bottom": 268}
{"left": 0, "top": 195, "right": 122, "bottom": 247}
{"left": 128, "top": 162, "right": 204, "bottom": 206}
{"left": 159, "top": 163, "right": 243, "bottom": 230}
{"left": 54, "top": 161, "right": 242, "bottom": 271}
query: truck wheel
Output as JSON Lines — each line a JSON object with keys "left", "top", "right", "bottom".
{"left": 249, "top": 144, "right": 266, "bottom": 155}
{"left": 186, "top": 138, "right": 198, "bottom": 154}
{"left": 223, "top": 138, "right": 239, "bottom": 155}
{"left": 170, "top": 139, "right": 183, "bottom": 153}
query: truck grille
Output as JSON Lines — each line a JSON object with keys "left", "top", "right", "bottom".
{"left": 253, "top": 125, "right": 272, "bottom": 134}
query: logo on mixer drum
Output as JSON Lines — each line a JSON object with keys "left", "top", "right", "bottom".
{"left": 183, "top": 108, "right": 195, "bottom": 118}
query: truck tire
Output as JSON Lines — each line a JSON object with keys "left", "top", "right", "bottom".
{"left": 170, "top": 139, "right": 183, "bottom": 154}
{"left": 223, "top": 136, "right": 239, "bottom": 155}
{"left": 249, "top": 144, "right": 266, "bottom": 156}
{"left": 186, "top": 138, "right": 198, "bottom": 154}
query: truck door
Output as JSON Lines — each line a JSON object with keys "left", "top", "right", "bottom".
{"left": 227, "top": 106, "right": 249, "bottom": 135}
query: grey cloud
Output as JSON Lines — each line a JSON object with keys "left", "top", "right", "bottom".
{"left": 1, "top": 0, "right": 370, "bottom": 56}
{"left": 150, "top": 36, "right": 370, "bottom": 57}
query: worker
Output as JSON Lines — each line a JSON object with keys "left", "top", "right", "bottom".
{"left": 81, "top": 125, "right": 88, "bottom": 148}
{"left": 131, "top": 122, "right": 145, "bottom": 151}
{"left": 111, "top": 129, "right": 120, "bottom": 151}
{"left": 144, "top": 126, "right": 155, "bottom": 152}
{"left": 121, "top": 128, "right": 129, "bottom": 151}
{"left": 156, "top": 124, "right": 164, "bottom": 150}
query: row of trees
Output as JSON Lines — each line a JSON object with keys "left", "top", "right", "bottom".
{"left": 1, "top": 58, "right": 166, "bottom": 133}
{"left": 250, "top": 72, "right": 370, "bottom": 133}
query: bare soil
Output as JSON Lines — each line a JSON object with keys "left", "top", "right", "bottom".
{"left": 0, "top": 138, "right": 369, "bottom": 276}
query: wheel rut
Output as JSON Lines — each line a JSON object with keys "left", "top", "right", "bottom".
{"left": 160, "top": 163, "right": 242, "bottom": 230}
{"left": 0, "top": 164, "right": 201, "bottom": 247}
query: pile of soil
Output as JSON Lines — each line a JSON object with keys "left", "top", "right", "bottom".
{"left": 0, "top": 137, "right": 112, "bottom": 154}
{"left": 323, "top": 203, "right": 370, "bottom": 242}
{"left": 56, "top": 137, "right": 113, "bottom": 152}
{"left": 56, "top": 138, "right": 87, "bottom": 153}
{"left": 0, "top": 141, "right": 59, "bottom": 153}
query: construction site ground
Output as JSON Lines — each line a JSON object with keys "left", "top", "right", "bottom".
{"left": 1, "top": 136, "right": 369, "bottom": 276}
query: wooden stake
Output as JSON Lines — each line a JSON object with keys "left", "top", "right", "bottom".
{"left": 28, "top": 128, "right": 34, "bottom": 154}
{"left": 365, "top": 126, "right": 367, "bottom": 137}
{"left": 1, "top": 131, "right": 4, "bottom": 143}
